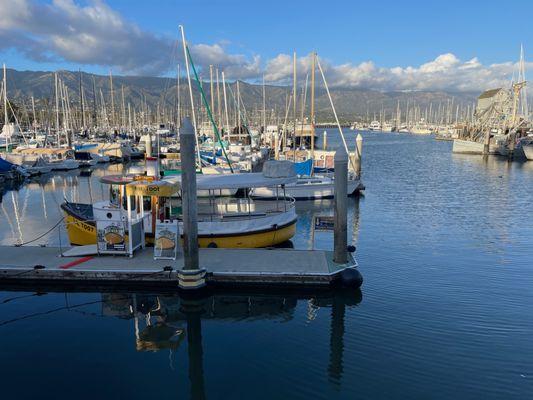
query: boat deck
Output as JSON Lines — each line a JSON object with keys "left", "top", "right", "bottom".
{"left": 0, "top": 245, "right": 359, "bottom": 290}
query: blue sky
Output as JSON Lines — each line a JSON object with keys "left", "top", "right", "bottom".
{"left": 0, "top": 0, "right": 531, "bottom": 92}
{"left": 110, "top": 0, "right": 531, "bottom": 67}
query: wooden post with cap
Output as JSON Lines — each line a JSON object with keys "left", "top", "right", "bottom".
{"left": 178, "top": 117, "right": 206, "bottom": 289}
{"left": 334, "top": 146, "right": 348, "bottom": 264}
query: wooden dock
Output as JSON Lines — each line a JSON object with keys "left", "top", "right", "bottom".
{"left": 0, "top": 245, "right": 361, "bottom": 290}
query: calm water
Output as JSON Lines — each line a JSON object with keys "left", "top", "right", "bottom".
{"left": 1, "top": 132, "right": 533, "bottom": 399}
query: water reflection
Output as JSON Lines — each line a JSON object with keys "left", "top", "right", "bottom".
{"left": 294, "top": 195, "right": 361, "bottom": 250}
{"left": 101, "top": 290, "right": 361, "bottom": 398}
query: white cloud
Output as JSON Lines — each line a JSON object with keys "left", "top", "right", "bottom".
{"left": 0, "top": 0, "right": 260, "bottom": 77}
{"left": 0, "top": 0, "right": 530, "bottom": 92}
{"left": 265, "top": 52, "right": 532, "bottom": 92}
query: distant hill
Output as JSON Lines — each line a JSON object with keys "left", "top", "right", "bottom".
{"left": 2, "top": 68, "right": 478, "bottom": 124}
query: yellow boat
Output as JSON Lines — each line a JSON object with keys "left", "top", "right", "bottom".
{"left": 61, "top": 164, "right": 298, "bottom": 249}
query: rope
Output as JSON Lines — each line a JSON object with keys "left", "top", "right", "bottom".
{"left": 14, "top": 217, "right": 64, "bottom": 247}
{"left": 185, "top": 44, "right": 234, "bottom": 173}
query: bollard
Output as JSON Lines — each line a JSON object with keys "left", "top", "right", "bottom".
{"left": 334, "top": 146, "right": 348, "bottom": 264}
{"left": 178, "top": 117, "right": 206, "bottom": 290}
{"left": 323, "top": 130, "right": 328, "bottom": 150}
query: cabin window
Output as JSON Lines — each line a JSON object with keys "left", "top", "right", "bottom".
{"left": 110, "top": 186, "right": 120, "bottom": 206}
{"left": 126, "top": 195, "right": 136, "bottom": 211}
{"left": 143, "top": 196, "right": 151, "bottom": 211}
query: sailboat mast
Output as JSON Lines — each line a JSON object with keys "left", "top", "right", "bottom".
{"left": 293, "top": 51, "right": 297, "bottom": 160}
{"left": 92, "top": 75, "right": 97, "bottom": 128}
{"left": 120, "top": 85, "right": 126, "bottom": 132}
{"left": 209, "top": 65, "right": 215, "bottom": 121}
{"left": 179, "top": 25, "right": 201, "bottom": 166}
{"left": 222, "top": 71, "right": 230, "bottom": 137}
{"left": 3, "top": 64, "right": 7, "bottom": 130}
{"left": 31, "top": 96, "right": 36, "bottom": 129}
{"left": 55, "top": 72, "right": 60, "bottom": 144}
{"left": 262, "top": 75, "right": 266, "bottom": 134}
{"left": 310, "top": 52, "right": 316, "bottom": 158}
{"left": 3, "top": 64, "right": 8, "bottom": 150}
{"left": 237, "top": 80, "right": 241, "bottom": 131}
{"left": 216, "top": 68, "right": 221, "bottom": 130}
{"left": 109, "top": 71, "right": 115, "bottom": 130}
{"left": 79, "top": 70, "right": 86, "bottom": 130}
{"left": 176, "top": 64, "right": 181, "bottom": 129}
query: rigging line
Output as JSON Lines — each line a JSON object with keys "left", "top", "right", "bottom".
{"left": 316, "top": 55, "right": 356, "bottom": 171}
{"left": 1, "top": 292, "right": 46, "bottom": 305}
{"left": 14, "top": 217, "right": 64, "bottom": 247}
{"left": 226, "top": 83, "right": 252, "bottom": 138}
{"left": 185, "top": 44, "right": 234, "bottom": 173}
{"left": 0, "top": 298, "right": 122, "bottom": 327}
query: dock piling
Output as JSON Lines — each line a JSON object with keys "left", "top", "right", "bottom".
{"left": 334, "top": 147, "right": 348, "bottom": 264}
{"left": 178, "top": 118, "right": 206, "bottom": 290}
{"left": 323, "top": 130, "right": 328, "bottom": 150}
{"left": 353, "top": 133, "right": 363, "bottom": 177}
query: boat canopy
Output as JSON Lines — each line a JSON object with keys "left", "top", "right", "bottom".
{"left": 100, "top": 174, "right": 138, "bottom": 185}
{"left": 126, "top": 180, "right": 180, "bottom": 197}
{"left": 167, "top": 160, "right": 297, "bottom": 190}
{"left": 13, "top": 147, "right": 74, "bottom": 156}
{"left": 167, "top": 174, "right": 297, "bottom": 190}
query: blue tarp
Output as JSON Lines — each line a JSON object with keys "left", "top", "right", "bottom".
{"left": 294, "top": 158, "right": 313, "bottom": 176}
{"left": 0, "top": 157, "right": 15, "bottom": 173}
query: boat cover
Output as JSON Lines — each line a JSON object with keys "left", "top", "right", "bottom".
{"left": 167, "top": 172, "right": 297, "bottom": 190}
{"left": 293, "top": 159, "right": 313, "bottom": 176}
{"left": 0, "top": 157, "right": 15, "bottom": 172}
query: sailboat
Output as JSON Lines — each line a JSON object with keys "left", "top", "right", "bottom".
{"left": 253, "top": 52, "right": 364, "bottom": 200}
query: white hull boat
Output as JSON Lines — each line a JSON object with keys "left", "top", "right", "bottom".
{"left": 250, "top": 175, "right": 363, "bottom": 200}
{"left": 50, "top": 158, "right": 80, "bottom": 171}
{"left": 522, "top": 142, "right": 533, "bottom": 160}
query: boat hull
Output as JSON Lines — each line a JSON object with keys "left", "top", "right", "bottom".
{"left": 523, "top": 143, "right": 533, "bottom": 161}
{"left": 61, "top": 202, "right": 296, "bottom": 248}
{"left": 251, "top": 178, "right": 362, "bottom": 200}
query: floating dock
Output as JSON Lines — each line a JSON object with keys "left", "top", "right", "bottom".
{"left": 0, "top": 245, "right": 361, "bottom": 290}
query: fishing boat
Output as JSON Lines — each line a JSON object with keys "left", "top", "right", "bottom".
{"left": 61, "top": 161, "right": 298, "bottom": 248}
{"left": 520, "top": 136, "right": 533, "bottom": 160}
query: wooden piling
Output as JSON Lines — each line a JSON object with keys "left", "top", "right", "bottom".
{"left": 334, "top": 147, "right": 348, "bottom": 264}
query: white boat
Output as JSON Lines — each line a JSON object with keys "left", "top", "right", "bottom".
{"left": 49, "top": 157, "right": 80, "bottom": 171}
{"left": 250, "top": 174, "right": 363, "bottom": 200}
{"left": 21, "top": 157, "right": 53, "bottom": 175}
{"left": 382, "top": 123, "right": 393, "bottom": 132}
{"left": 520, "top": 137, "right": 533, "bottom": 160}
{"left": 369, "top": 121, "right": 381, "bottom": 131}
{"left": 81, "top": 141, "right": 132, "bottom": 161}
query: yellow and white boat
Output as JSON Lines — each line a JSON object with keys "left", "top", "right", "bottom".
{"left": 61, "top": 162, "right": 298, "bottom": 248}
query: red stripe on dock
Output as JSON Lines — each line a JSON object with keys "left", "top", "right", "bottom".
{"left": 59, "top": 256, "right": 93, "bottom": 270}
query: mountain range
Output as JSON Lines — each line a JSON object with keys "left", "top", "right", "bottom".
{"left": 2, "top": 68, "right": 479, "bottom": 124}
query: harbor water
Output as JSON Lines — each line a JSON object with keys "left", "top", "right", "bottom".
{"left": 1, "top": 131, "right": 532, "bottom": 399}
